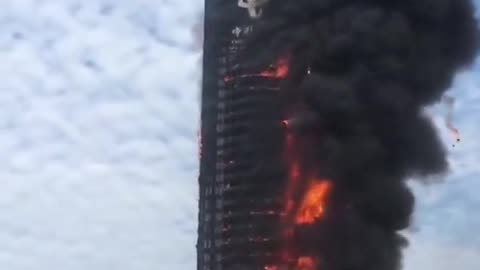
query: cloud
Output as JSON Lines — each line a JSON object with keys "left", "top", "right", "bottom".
{"left": 0, "top": 1, "right": 201, "bottom": 269}
{"left": 404, "top": 236, "right": 480, "bottom": 270}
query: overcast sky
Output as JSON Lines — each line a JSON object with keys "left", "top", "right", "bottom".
{"left": 0, "top": 1, "right": 477, "bottom": 269}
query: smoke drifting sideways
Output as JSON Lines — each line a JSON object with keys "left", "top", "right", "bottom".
{"left": 238, "top": 0, "right": 479, "bottom": 270}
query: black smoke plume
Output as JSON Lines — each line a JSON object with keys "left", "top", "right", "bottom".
{"left": 241, "top": 0, "right": 479, "bottom": 269}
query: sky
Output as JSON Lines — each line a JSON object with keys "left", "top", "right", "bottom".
{"left": 0, "top": 1, "right": 477, "bottom": 270}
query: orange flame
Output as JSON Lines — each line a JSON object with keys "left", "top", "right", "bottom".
{"left": 296, "top": 257, "right": 316, "bottom": 270}
{"left": 223, "top": 57, "right": 289, "bottom": 83}
{"left": 261, "top": 57, "right": 289, "bottom": 78}
{"left": 295, "top": 181, "right": 331, "bottom": 225}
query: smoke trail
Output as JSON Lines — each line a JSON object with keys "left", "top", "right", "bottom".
{"left": 242, "top": 0, "right": 479, "bottom": 269}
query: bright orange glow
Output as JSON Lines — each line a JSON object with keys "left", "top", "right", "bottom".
{"left": 261, "top": 57, "right": 289, "bottom": 78}
{"left": 223, "top": 57, "right": 289, "bottom": 83}
{"left": 295, "top": 181, "right": 331, "bottom": 225}
{"left": 296, "top": 257, "right": 316, "bottom": 270}
{"left": 281, "top": 131, "right": 301, "bottom": 264}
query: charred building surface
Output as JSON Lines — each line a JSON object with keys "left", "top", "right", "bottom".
{"left": 198, "top": 1, "right": 287, "bottom": 270}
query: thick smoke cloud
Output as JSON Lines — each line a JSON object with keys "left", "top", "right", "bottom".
{"left": 242, "top": 0, "right": 479, "bottom": 269}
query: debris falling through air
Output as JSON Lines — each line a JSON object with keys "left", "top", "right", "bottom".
{"left": 443, "top": 95, "right": 461, "bottom": 146}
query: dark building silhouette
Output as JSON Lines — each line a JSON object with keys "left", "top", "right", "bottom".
{"left": 197, "top": 1, "right": 286, "bottom": 270}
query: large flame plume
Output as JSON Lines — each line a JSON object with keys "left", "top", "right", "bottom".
{"left": 295, "top": 181, "right": 331, "bottom": 225}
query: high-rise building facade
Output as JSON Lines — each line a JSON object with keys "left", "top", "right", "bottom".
{"left": 197, "top": 1, "right": 287, "bottom": 269}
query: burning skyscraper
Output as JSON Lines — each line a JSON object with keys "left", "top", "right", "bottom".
{"left": 197, "top": 1, "right": 288, "bottom": 269}
{"left": 197, "top": 1, "right": 479, "bottom": 270}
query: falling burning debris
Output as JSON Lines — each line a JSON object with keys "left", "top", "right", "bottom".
{"left": 280, "top": 129, "right": 301, "bottom": 267}
{"left": 238, "top": 0, "right": 479, "bottom": 269}
{"left": 281, "top": 111, "right": 318, "bottom": 132}
{"left": 443, "top": 95, "right": 461, "bottom": 145}
{"left": 448, "top": 125, "right": 461, "bottom": 144}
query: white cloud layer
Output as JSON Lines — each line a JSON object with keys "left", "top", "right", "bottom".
{"left": 0, "top": 1, "right": 477, "bottom": 269}
{"left": 405, "top": 236, "right": 479, "bottom": 270}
